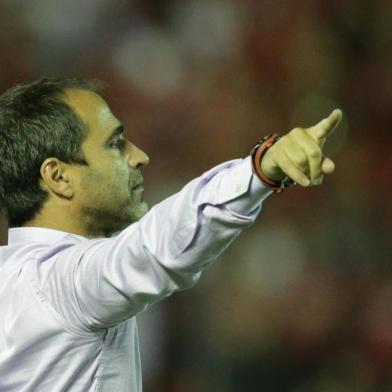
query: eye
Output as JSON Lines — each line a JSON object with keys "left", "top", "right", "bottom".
{"left": 111, "top": 138, "right": 126, "bottom": 150}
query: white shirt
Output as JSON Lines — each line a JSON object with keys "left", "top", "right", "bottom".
{"left": 0, "top": 157, "right": 271, "bottom": 391}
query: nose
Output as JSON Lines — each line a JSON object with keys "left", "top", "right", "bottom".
{"left": 127, "top": 144, "right": 150, "bottom": 169}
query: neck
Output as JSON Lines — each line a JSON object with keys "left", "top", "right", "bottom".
{"left": 22, "top": 204, "right": 95, "bottom": 238}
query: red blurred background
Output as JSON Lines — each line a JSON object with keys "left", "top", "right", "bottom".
{"left": 0, "top": 1, "right": 391, "bottom": 390}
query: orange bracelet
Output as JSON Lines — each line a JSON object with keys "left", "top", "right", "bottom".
{"left": 250, "top": 134, "right": 295, "bottom": 193}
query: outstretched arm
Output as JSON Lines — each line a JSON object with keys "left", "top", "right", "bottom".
{"left": 37, "top": 110, "right": 343, "bottom": 332}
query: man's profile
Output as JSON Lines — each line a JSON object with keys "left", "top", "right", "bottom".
{"left": 0, "top": 78, "right": 342, "bottom": 391}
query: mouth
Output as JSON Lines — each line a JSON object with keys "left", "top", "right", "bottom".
{"left": 132, "top": 181, "right": 144, "bottom": 190}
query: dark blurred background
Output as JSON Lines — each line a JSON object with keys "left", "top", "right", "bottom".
{"left": 0, "top": 0, "right": 391, "bottom": 391}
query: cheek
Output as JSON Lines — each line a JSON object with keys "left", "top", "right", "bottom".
{"left": 79, "top": 170, "right": 102, "bottom": 202}
{"left": 114, "top": 164, "right": 130, "bottom": 184}
{"left": 109, "top": 164, "right": 131, "bottom": 192}
{"left": 80, "top": 163, "right": 130, "bottom": 200}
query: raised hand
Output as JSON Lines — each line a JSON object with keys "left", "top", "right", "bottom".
{"left": 260, "top": 109, "right": 343, "bottom": 187}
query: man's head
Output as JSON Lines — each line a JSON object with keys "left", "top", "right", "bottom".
{"left": 0, "top": 78, "right": 149, "bottom": 238}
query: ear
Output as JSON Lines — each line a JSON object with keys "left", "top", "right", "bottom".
{"left": 39, "top": 158, "right": 74, "bottom": 199}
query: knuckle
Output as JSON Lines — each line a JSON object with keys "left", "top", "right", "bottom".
{"left": 290, "top": 127, "right": 304, "bottom": 137}
{"left": 297, "top": 153, "right": 308, "bottom": 166}
{"left": 308, "top": 147, "right": 320, "bottom": 158}
{"left": 287, "top": 128, "right": 304, "bottom": 141}
{"left": 271, "top": 143, "right": 283, "bottom": 156}
{"left": 274, "top": 137, "right": 286, "bottom": 148}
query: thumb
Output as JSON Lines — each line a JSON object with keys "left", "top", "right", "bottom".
{"left": 321, "top": 157, "right": 335, "bottom": 174}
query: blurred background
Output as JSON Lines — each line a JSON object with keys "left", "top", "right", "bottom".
{"left": 0, "top": 0, "right": 391, "bottom": 390}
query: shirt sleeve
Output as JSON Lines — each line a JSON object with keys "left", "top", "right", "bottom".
{"left": 36, "top": 156, "right": 272, "bottom": 331}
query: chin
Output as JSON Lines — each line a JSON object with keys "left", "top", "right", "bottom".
{"left": 107, "top": 202, "right": 149, "bottom": 236}
{"left": 123, "top": 201, "right": 149, "bottom": 225}
{"left": 133, "top": 201, "right": 149, "bottom": 220}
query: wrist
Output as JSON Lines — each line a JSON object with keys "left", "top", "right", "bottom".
{"left": 260, "top": 159, "right": 286, "bottom": 182}
{"left": 250, "top": 134, "right": 295, "bottom": 193}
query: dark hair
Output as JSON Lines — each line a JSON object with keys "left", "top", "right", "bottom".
{"left": 0, "top": 77, "right": 104, "bottom": 228}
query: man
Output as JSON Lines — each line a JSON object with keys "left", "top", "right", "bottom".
{"left": 0, "top": 78, "right": 342, "bottom": 391}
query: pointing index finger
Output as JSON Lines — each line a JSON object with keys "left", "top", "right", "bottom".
{"left": 307, "top": 109, "right": 343, "bottom": 144}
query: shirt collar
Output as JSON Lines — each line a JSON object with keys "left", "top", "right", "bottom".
{"left": 8, "top": 227, "right": 87, "bottom": 245}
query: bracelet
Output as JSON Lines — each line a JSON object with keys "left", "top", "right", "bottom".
{"left": 250, "top": 134, "right": 295, "bottom": 193}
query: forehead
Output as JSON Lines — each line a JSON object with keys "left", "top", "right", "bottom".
{"left": 63, "top": 88, "right": 120, "bottom": 142}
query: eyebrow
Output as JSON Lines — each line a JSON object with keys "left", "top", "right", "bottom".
{"left": 104, "top": 124, "right": 124, "bottom": 146}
